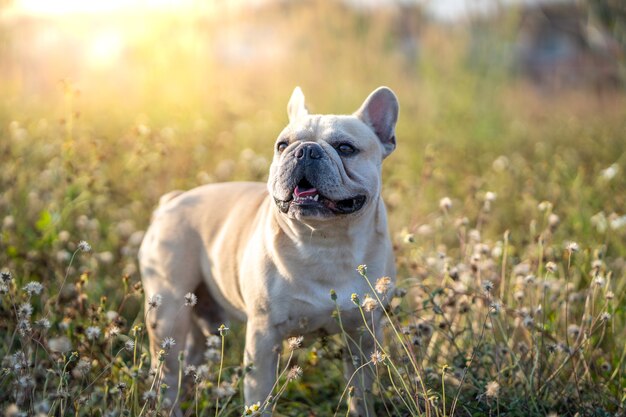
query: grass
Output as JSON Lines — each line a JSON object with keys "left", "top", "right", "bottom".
{"left": 1, "top": 2, "right": 625, "bottom": 416}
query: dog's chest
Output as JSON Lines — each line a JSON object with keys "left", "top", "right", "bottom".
{"left": 272, "top": 275, "right": 379, "bottom": 337}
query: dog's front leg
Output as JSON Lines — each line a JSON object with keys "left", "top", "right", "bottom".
{"left": 243, "top": 319, "right": 281, "bottom": 415}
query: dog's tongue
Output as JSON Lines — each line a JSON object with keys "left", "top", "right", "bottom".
{"left": 294, "top": 186, "right": 318, "bottom": 197}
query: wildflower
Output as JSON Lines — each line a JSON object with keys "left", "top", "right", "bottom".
{"left": 243, "top": 401, "right": 261, "bottom": 416}
{"left": 545, "top": 262, "right": 557, "bottom": 273}
{"left": 0, "top": 283, "right": 8, "bottom": 294}
{"left": 107, "top": 326, "right": 120, "bottom": 337}
{"left": 124, "top": 340, "right": 135, "bottom": 351}
{"left": 86, "top": 326, "right": 101, "bottom": 341}
{"left": 439, "top": 197, "right": 452, "bottom": 211}
{"left": 403, "top": 233, "right": 415, "bottom": 243}
{"left": 513, "top": 290, "right": 524, "bottom": 302}
{"left": 115, "top": 382, "right": 128, "bottom": 393}
{"left": 356, "top": 264, "right": 367, "bottom": 276}
{"left": 375, "top": 276, "right": 392, "bottom": 294}
{"left": 184, "top": 365, "right": 197, "bottom": 376}
{"left": 485, "top": 191, "right": 497, "bottom": 202}
{"left": 161, "top": 337, "right": 176, "bottom": 350}
{"left": 288, "top": 336, "right": 303, "bottom": 350}
{"left": 77, "top": 240, "right": 91, "bottom": 252}
{"left": 48, "top": 336, "right": 72, "bottom": 353}
{"left": 22, "top": 281, "right": 44, "bottom": 296}
{"left": 567, "top": 324, "right": 581, "bottom": 338}
{"left": 489, "top": 301, "right": 502, "bottom": 314}
{"left": 287, "top": 365, "right": 302, "bottom": 380}
{"left": 537, "top": 201, "right": 552, "bottom": 212}
{"left": 370, "top": 350, "right": 386, "bottom": 365}
{"left": 18, "top": 302, "right": 33, "bottom": 319}
{"left": 1, "top": 270, "right": 13, "bottom": 283}
{"left": 206, "top": 334, "right": 221, "bottom": 348}
{"left": 184, "top": 292, "right": 197, "bottom": 307}
{"left": 147, "top": 294, "right": 162, "bottom": 310}
{"left": 17, "top": 319, "right": 31, "bottom": 336}
{"left": 417, "top": 322, "right": 433, "bottom": 338}
{"left": 330, "top": 289, "right": 337, "bottom": 300}
{"left": 35, "top": 318, "right": 51, "bottom": 330}
{"left": 205, "top": 348, "right": 221, "bottom": 361}
{"left": 485, "top": 380, "right": 500, "bottom": 399}
{"left": 605, "top": 290, "right": 614, "bottom": 300}
{"left": 361, "top": 294, "right": 378, "bottom": 312}
{"left": 524, "top": 274, "right": 536, "bottom": 285}
{"left": 216, "top": 382, "right": 237, "bottom": 398}
{"left": 350, "top": 293, "right": 360, "bottom": 305}
{"left": 593, "top": 275, "right": 606, "bottom": 287}
{"left": 218, "top": 324, "right": 229, "bottom": 336}
{"left": 600, "top": 362, "right": 612, "bottom": 373}
{"left": 600, "top": 163, "right": 619, "bottom": 180}
{"left": 482, "top": 280, "right": 494, "bottom": 294}
{"left": 566, "top": 242, "right": 579, "bottom": 253}
{"left": 74, "top": 358, "right": 92, "bottom": 376}
{"left": 548, "top": 213, "right": 560, "bottom": 227}
{"left": 522, "top": 316, "right": 534, "bottom": 328}
{"left": 600, "top": 312, "right": 611, "bottom": 322}
{"left": 142, "top": 390, "right": 157, "bottom": 401}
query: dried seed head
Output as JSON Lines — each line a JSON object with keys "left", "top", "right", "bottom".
{"left": 370, "top": 350, "right": 387, "bottom": 365}
{"left": 439, "top": 197, "right": 452, "bottom": 211}
{"left": 361, "top": 294, "right": 378, "bottom": 312}
{"left": 287, "top": 365, "right": 302, "bottom": 380}
{"left": 77, "top": 240, "right": 91, "bottom": 253}
{"left": 485, "top": 380, "right": 500, "bottom": 398}
{"left": 288, "top": 336, "right": 303, "bottom": 350}
{"left": 375, "top": 276, "right": 392, "bottom": 294}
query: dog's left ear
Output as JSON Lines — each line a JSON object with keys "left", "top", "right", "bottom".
{"left": 287, "top": 86, "right": 309, "bottom": 123}
{"left": 355, "top": 87, "right": 399, "bottom": 158}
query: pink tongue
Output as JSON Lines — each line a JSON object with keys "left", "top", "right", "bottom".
{"left": 294, "top": 186, "right": 318, "bottom": 197}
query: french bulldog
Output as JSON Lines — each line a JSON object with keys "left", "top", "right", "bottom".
{"left": 139, "top": 86, "right": 399, "bottom": 416}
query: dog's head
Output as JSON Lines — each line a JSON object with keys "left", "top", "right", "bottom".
{"left": 268, "top": 86, "right": 399, "bottom": 222}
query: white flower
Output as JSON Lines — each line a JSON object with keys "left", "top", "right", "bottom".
{"left": 18, "top": 302, "right": 33, "bottom": 318}
{"left": 22, "top": 281, "right": 44, "bottom": 295}
{"left": 439, "top": 197, "right": 452, "bottom": 211}
{"left": 77, "top": 240, "right": 91, "bottom": 253}
{"left": 86, "top": 326, "right": 101, "bottom": 341}
{"left": 147, "top": 294, "right": 162, "bottom": 309}
{"left": 206, "top": 335, "right": 221, "bottom": 349}
{"left": 287, "top": 365, "right": 303, "bottom": 380}
{"left": 370, "top": 350, "right": 386, "bottom": 365}
{"left": 288, "top": 336, "right": 303, "bottom": 350}
{"left": 600, "top": 163, "right": 619, "bottom": 180}
{"left": 124, "top": 340, "right": 135, "bottom": 351}
{"left": 161, "top": 337, "right": 176, "bottom": 350}
{"left": 485, "top": 191, "right": 497, "bottom": 202}
{"left": 184, "top": 292, "right": 198, "bottom": 307}
{"left": 35, "top": 318, "right": 51, "bottom": 330}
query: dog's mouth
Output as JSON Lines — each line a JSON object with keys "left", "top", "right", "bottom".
{"left": 274, "top": 178, "right": 366, "bottom": 215}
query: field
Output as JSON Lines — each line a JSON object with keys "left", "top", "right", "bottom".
{"left": 1, "top": 2, "right": 625, "bottom": 416}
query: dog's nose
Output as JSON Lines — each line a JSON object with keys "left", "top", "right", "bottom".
{"left": 296, "top": 143, "right": 323, "bottom": 160}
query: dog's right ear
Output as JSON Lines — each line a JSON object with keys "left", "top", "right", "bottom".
{"left": 287, "top": 86, "right": 308, "bottom": 123}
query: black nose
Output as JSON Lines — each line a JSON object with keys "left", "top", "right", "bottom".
{"left": 295, "top": 143, "right": 323, "bottom": 160}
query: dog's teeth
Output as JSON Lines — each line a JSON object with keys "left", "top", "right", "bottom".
{"left": 313, "top": 195, "right": 319, "bottom": 201}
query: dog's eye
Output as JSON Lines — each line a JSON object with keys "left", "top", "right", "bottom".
{"left": 276, "top": 142, "right": 289, "bottom": 153}
{"left": 336, "top": 143, "right": 356, "bottom": 155}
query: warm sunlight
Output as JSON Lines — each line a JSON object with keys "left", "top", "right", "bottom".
{"left": 10, "top": 0, "right": 196, "bottom": 15}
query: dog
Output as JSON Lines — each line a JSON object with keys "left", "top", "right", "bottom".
{"left": 139, "top": 86, "right": 398, "bottom": 416}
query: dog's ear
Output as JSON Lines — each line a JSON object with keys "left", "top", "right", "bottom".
{"left": 355, "top": 87, "right": 399, "bottom": 158}
{"left": 287, "top": 86, "right": 308, "bottom": 123}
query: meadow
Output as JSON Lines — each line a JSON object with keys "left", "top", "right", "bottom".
{"left": 1, "top": 2, "right": 625, "bottom": 416}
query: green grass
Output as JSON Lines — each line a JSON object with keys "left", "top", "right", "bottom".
{"left": 1, "top": 2, "right": 625, "bottom": 416}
